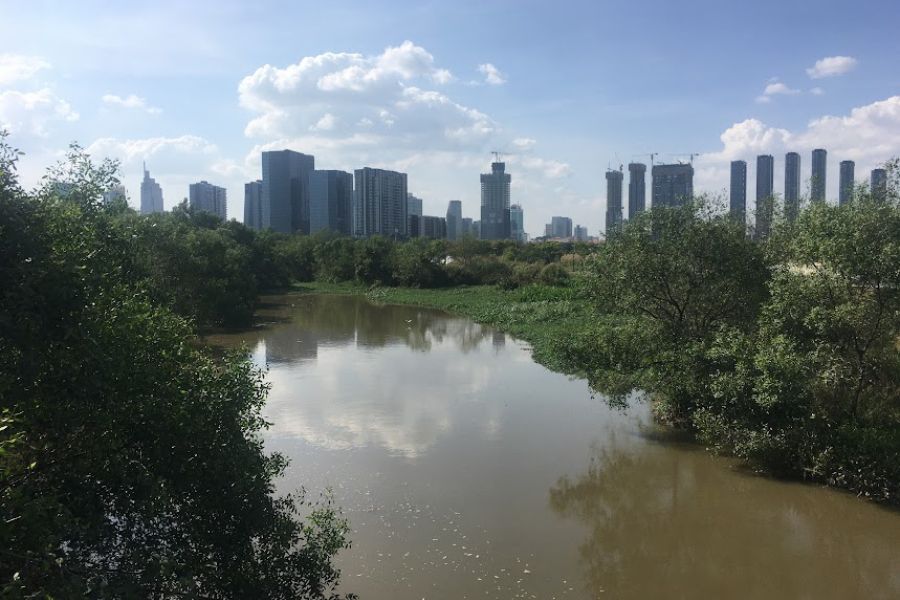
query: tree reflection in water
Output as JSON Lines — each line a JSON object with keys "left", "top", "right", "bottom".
{"left": 549, "top": 433, "right": 900, "bottom": 599}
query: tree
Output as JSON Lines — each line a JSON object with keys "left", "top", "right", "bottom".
{"left": 581, "top": 200, "right": 770, "bottom": 420}
{"left": 0, "top": 136, "right": 353, "bottom": 598}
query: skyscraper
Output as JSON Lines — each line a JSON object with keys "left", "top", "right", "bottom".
{"left": 354, "top": 167, "right": 408, "bottom": 238}
{"left": 421, "top": 216, "right": 447, "bottom": 239}
{"left": 102, "top": 184, "right": 126, "bottom": 206}
{"left": 189, "top": 180, "right": 227, "bottom": 220}
{"left": 811, "top": 148, "right": 827, "bottom": 203}
{"left": 839, "top": 160, "right": 855, "bottom": 205}
{"left": 605, "top": 169, "right": 624, "bottom": 236}
{"left": 140, "top": 163, "right": 164, "bottom": 214}
{"left": 627, "top": 163, "right": 646, "bottom": 219}
{"left": 784, "top": 152, "right": 801, "bottom": 222}
{"left": 446, "top": 200, "right": 463, "bottom": 241}
{"left": 461, "top": 217, "right": 474, "bottom": 238}
{"left": 574, "top": 224, "right": 589, "bottom": 242}
{"left": 309, "top": 170, "right": 353, "bottom": 235}
{"left": 651, "top": 163, "right": 693, "bottom": 208}
{"left": 244, "top": 180, "right": 263, "bottom": 230}
{"left": 407, "top": 193, "right": 423, "bottom": 237}
{"left": 261, "top": 150, "right": 315, "bottom": 233}
{"left": 871, "top": 168, "right": 888, "bottom": 201}
{"left": 729, "top": 160, "right": 747, "bottom": 226}
{"left": 480, "top": 161, "right": 511, "bottom": 240}
{"left": 755, "top": 155, "right": 775, "bottom": 239}
{"left": 509, "top": 204, "right": 525, "bottom": 243}
{"left": 547, "top": 216, "right": 573, "bottom": 239}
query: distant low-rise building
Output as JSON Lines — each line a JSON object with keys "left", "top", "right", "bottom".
{"left": 574, "top": 224, "right": 589, "bottom": 242}
{"left": 102, "top": 184, "right": 127, "bottom": 206}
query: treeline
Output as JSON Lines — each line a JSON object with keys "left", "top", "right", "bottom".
{"left": 106, "top": 209, "right": 588, "bottom": 329}
{"left": 570, "top": 170, "right": 900, "bottom": 503}
{"left": 1, "top": 140, "right": 355, "bottom": 598}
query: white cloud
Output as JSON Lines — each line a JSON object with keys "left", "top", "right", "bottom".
{"left": 310, "top": 112, "right": 336, "bottom": 131}
{"left": 101, "top": 93, "right": 161, "bottom": 114}
{"left": 237, "top": 42, "right": 571, "bottom": 229}
{"left": 478, "top": 63, "right": 506, "bottom": 85}
{"left": 806, "top": 56, "right": 858, "bottom": 79}
{"left": 87, "top": 135, "right": 217, "bottom": 163}
{"left": 0, "top": 54, "right": 50, "bottom": 85}
{"left": 810, "top": 87, "right": 825, "bottom": 96}
{"left": 695, "top": 95, "right": 900, "bottom": 201}
{"left": 755, "top": 80, "right": 800, "bottom": 103}
{"left": 512, "top": 137, "right": 537, "bottom": 151}
{"left": 0, "top": 88, "right": 79, "bottom": 137}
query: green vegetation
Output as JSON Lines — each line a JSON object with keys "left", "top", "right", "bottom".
{"left": 0, "top": 138, "right": 353, "bottom": 598}
{"left": 301, "top": 172, "right": 900, "bottom": 505}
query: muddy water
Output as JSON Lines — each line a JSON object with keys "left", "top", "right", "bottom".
{"left": 210, "top": 293, "right": 900, "bottom": 600}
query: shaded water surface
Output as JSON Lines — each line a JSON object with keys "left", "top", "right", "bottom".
{"left": 210, "top": 294, "right": 900, "bottom": 599}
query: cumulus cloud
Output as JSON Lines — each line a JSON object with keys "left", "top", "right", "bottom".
{"left": 87, "top": 135, "right": 217, "bottom": 163}
{"left": 512, "top": 137, "right": 537, "bottom": 151}
{"left": 806, "top": 56, "right": 858, "bottom": 79}
{"left": 755, "top": 80, "right": 800, "bottom": 103}
{"left": 102, "top": 93, "right": 161, "bottom": 114}
{"left": 478, "top": 63, "right": 506, "bottom": 85}
{"left": 695, "top": 95, "right": 900, "bottom": 200}
{"left": 0, "top": 88, "right": 79, "bottom": 137}
{"left": 0, "top": 54, "right": 50, "bottom": 85}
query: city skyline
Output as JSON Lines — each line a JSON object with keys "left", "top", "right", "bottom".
{"left": 3, "top": 1, "right": 900, "bottom": 236}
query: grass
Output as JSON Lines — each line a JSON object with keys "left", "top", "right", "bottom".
{"left": 292, "top": 281, "right": 594, "bottom": 376}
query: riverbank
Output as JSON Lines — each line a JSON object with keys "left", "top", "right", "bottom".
{"left": 293, "top": 281, "right": 593, "bottom": 376}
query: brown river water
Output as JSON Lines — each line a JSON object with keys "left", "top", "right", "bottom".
{"left": 209, "top": 293, "right": 900, "bottom": 600}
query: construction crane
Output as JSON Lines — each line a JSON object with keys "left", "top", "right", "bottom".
{"left": 632, "top": 153, "right": 658, "bottom": 167}
{"left": 667, "top": 152, "right": 702, "bottom": 165}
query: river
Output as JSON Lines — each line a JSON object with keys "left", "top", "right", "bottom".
{"left": 210, "top": 293, "right": 900, "bottom": 599}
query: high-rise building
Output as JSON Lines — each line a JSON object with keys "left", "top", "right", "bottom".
{"left": 547, "top": 216, "right": 573, "bottom": 239}
{"left": 189, "top": 180, "right": 227, "bottom": 220}
{"left": 755, "top": 155, "right": 775, "bottom": 239}
{"left": 574, "top": 224, "right": 589, "bottom": 242}
{"left": 446, "top": 200, "right": 463, "bottom": 241}
{"left": 407, "top": 193, "right": 423, "bottom": 217}
{"left": 309, "top": 170, "right": 353, "bottom": 235}
{"left": 839, "top": 160, "right": 855, "bottom": 205}
{"left": 871, "top": 168, "right": 888, "bottom": 201}
{"left": 354, "top": 167, "right": 408, "bottom": 238}
{"left": 729, "top": 160, "right": 747, "bottom": 226}
{"left": 461, "top": 217, "right": 474, "bottom": 238}
{"left": 102, "top": 184, "right": 127, "bottom": 206}
{"left": 407, "top": 193, "right": 423, "bottom": 237}
{"left": 244, "top": 180, "right": 263, "bottom": 230}
{"left": 784, "top": 152, "right": 801, "bottom": 222}
{"left": 140, "top": 163, "right": 164, "bottom": 214}
{"left": 261, "top": 150, "right": 315, "bottom": 233}
{"left": 627, "top": 163, "right": 646, "bottom": 219}
{"left": 421, "top": 215, "right": 447, "bottom": 239}
{"left": 811, "top": 148, "right": 827, "bottom": 203}
{"left": 472, "top": 220, "right": 481, "bottom": 240}
{"left": 605, "top": 169, "right": 624, "bottom": 236}
{"left": 509, "top": 204, "right": 525, "bottom": 242}
{"left": 480, "top": 161, "right": 511, "bottom": 240}
{"left": 651, "top": 163, "right": 693, "bottom": 208}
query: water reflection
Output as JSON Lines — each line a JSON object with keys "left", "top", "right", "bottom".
{"left": 211, "top": 294, "right": 514, "bottom": 457}
{"left": 243, "top": 294, "right": 499, "bottom": 361}
{"left": 549, "top": 434, "right": 900, "bottom": 599}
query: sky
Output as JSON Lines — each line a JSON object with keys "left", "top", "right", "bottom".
{"left": 1, "top": 0, "right": 899, "bottom": 237}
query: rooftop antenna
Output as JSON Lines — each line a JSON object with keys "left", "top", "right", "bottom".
{"left": 492, "top": 150, "right": 503, "bottom": 163}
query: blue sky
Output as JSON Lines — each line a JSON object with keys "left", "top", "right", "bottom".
{"left": 2, "top": 0, "right": 899, "bottom": 236}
